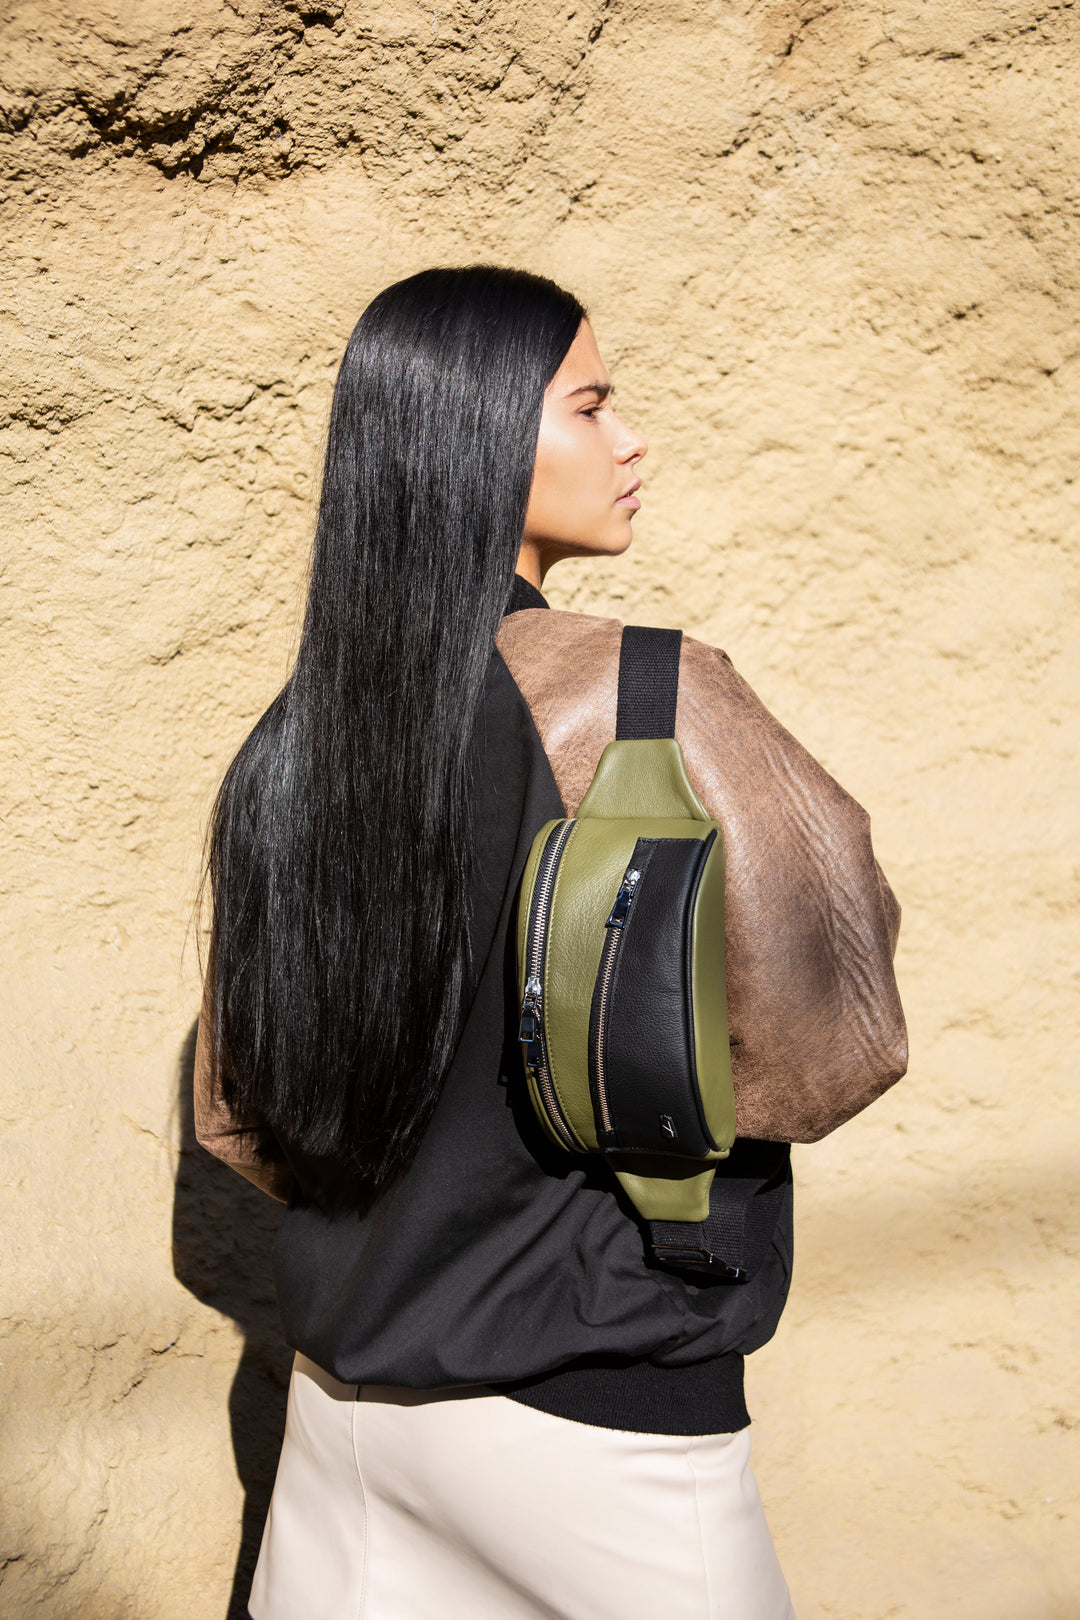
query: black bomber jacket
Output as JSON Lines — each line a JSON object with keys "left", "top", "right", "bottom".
{"left": 195, "top": 575, "right": 906, "bottom": 1434}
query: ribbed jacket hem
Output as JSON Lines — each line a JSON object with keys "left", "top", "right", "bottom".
{"left": 497, "top": 1353, "right": 748, "bottom": 1436}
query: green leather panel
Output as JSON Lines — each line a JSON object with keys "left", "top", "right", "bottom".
{"left": 517, "top": 818, "right": 589, "bottom": 1151}
{"left": 541, "top": 820, "right": 636, "bottom": 1149}
{"left": 576, "top": 739, "right": 711, "bottom": 822}
{"left": 612, "top": 1164, "right": 716, "bottom": 1223}
{"left": 689, "top": 837, "right": 738, "bottom": 1154}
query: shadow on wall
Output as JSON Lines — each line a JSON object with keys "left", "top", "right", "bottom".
{"left": 173, "top": 1023, "right": 291, "bottom": 1620}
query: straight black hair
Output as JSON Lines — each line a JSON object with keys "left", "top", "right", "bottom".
{"left": 206, "top": 266, "right": 585, "bottom": 1207}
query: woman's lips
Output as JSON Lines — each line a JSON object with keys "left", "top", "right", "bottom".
{"left": 616, "top": 479, "right": 642, "bottom": 510}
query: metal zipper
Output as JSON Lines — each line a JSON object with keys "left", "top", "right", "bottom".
{"left": 519, "top": 819, "right": 577, "bottom": 1149}
{"left": 592, "top": 865, "right": 642, "bottom": 1136}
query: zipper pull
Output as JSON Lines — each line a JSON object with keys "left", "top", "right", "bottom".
{"left": 605, "top": 869, "right": 641, "bottom": 929}
{"left": 519, "top": 976, "right": 543, "bottom": 1057}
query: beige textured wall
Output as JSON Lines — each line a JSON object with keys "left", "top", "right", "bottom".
{"left": 2, "top": 2, "right": 1078, "bottom": 1615}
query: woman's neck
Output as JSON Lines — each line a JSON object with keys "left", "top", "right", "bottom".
{"left": 514, "top": 541, "right": 545, "bottom": 589}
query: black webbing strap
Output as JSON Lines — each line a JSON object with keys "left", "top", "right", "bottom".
{"left": 649, "top": 1147, "right": 791, "bottom": 1283}
{"left": 616, "top": 626, "right": 683, "bottom": 740}
{"left": 615, "top": 626, "right": 787, "bottom": 1285}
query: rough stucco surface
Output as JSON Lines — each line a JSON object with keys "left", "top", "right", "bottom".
{"left": 1, "top": 1, "right": 1077, "bottom": 1614}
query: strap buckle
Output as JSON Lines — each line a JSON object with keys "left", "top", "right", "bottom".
{"left": 651, "top": 1243, "right": 748, "bottom": 1282}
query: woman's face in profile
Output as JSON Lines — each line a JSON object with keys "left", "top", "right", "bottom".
{"left": 521, "top": 321, "right": 647, "bottom": 579}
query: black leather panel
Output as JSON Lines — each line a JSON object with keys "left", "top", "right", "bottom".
{"left": 595, "top": 834, "right": 717, "bottom": 1156}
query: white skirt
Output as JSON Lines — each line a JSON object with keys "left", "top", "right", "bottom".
{"left": 249, "top": 1353, "right": 795, "bottom": 1620}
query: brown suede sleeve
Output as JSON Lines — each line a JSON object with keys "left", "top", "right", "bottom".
{"left": 193, "top": 967, "right": 294, "bottom": 1204}
{"left": 496, "top": 608, "right": 908, "bottom": 1143}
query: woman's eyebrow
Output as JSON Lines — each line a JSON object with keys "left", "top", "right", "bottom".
{"left": 564, "top": 381, "right": 613, "bottom": 400}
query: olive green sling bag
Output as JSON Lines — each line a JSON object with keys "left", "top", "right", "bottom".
{"left": 516, "top": 626, "right": 785, "bottom": 1281}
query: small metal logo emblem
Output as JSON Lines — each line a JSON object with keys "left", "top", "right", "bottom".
{"left": 659, "top": 1114, "right": 678, "bottom": 1140}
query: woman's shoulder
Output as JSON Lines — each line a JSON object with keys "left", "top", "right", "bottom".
{"left": 497, "top": 604, "right": 739, "bottom": 696}
{"left": 497, "top": 603, "right": 625, "bottom": 701}
{"left": 497, "top": 603, "right": 907, "bottom": 1144}
{"left": 495, "top": 605, "right": 804, "bottom": 821}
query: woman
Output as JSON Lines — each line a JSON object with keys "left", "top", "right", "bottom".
{"left": 196, "top": 266, "right": 907, "bottom": 1619}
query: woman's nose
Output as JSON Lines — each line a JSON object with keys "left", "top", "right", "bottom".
{"left": 614, "top": 416, "right": 648, "bottom": 465}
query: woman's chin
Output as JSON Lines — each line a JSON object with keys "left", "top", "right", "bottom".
{"left": 536, "top": 525, "right": 635, "bottom": 573}
{"left": 603, "top": 522, "right": 636, "bottom": 558}
{"left": 577, "top": 522, "right": 636, "bottom": 559}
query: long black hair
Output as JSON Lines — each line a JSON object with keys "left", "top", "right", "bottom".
{"left": 206, "top": 266, "right": 584, "bottom": 1206}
